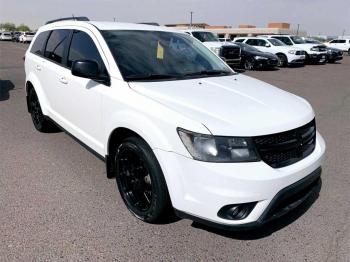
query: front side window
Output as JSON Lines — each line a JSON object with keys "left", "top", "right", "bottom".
{"left": 67, "top": 30, "right": 105, "bottom": 71}
{"left": 44, "top": 29, "right": 70, "bottom": 64}
{"left": 30, "top": 31, "right": 50, "bottom": 56}
{"left": 338, "top": 40, "right": 346, "bottom": 43}
{"left": 290, "top": 36, "right": 306, "bottom": 44}
{"left": 192, "top": 31, "right": 219, "bottom": 42}
{"left": 234, "top": 39, "right": 245, "bottom": 43}
{"left": 102, "top": 30, "right": 233, "bottom": 81}
{"left": 267, "top": 38, "right": 285, "bottom": 46}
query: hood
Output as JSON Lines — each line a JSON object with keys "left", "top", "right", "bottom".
{"left": 293, "top": 43, "right": 326, "bottom": 52}
{"left": 129, "top": 75, "right": 314, "bottom": 136}
{"left": 248, "top": 50, "right": 278, "bottom": 59}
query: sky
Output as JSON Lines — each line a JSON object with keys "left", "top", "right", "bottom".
{"left": 0, "top": 0, "right": 349, "bottom": 36}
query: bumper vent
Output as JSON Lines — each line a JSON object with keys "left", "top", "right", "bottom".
{"left": 253, "top": 119, "right": 316, "bottom": 168}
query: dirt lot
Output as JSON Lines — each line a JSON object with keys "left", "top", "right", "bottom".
{"left": 1, "top": 41, "right": 349, "bottom": 261}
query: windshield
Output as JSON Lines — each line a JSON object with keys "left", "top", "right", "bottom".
{"left": 305, "top": 39, "right": 321, "bottom": 44}
{"left": 102, "top": 30, "right": 233, "bottom": 82}
{"left": 267, "top": 38, "right": 285, "bottom": 46}
{"left": 192, "top": 31, "right": 219, "bottom": 42}
{"left": 291, "top": 36, "right": 306, "bottom": 44}
{"left": 234, "top": 42, "right": 260, "bottom": 52}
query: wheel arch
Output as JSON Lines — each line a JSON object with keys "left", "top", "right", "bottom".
{"left": 25, "top": 73, "right": 50, "bottom": 115}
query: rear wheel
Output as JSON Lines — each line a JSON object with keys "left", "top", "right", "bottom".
{"left": 115, "top": 137, "right": 172, "bottom": 223}
{"left": 348, "top": 49, "right": 350, "bottom": 56}
{"left": 28, "top": 88, "right": 56, "bottom": 132}
{"left": 277, "top": 54, "right": 287, "bottom": 67}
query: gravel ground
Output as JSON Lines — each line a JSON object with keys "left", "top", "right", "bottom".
{"left": 0, "top": 41, "right": 349, "bottom": 261}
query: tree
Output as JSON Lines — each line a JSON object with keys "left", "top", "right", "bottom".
{"left": 16, "top": 23, "right": 31, "bottom": 32}
{"left": 0, "top": 22, "right": 16, "bottom": 31}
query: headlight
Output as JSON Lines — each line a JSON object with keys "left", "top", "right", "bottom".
{"left": 310, "top": 47, "right": 318, "bottom": 51}
{"left": 177, "top": 128, "right": 260, "bottom": 162}
{"left": 210, "top": 47, "right": 221, "bottom": 55}
{"left": 288, "top": 50, "right": 297, "bottom": 54}
{"left": 254, "top": 55, "right": 268, "bottom": 60}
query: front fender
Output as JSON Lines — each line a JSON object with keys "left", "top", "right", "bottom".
{"left": 104, "top": 109, "right": 191, "bottom": 157}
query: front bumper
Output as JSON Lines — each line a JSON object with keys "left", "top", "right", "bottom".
{"left": 225, "top": 58, "right": 241, "bottom": 66}
{"left": 307, "top": 53, "right": 327, "bottom": 63}
{"left": 154, "top": 132, "right": 326, "bottom": 228}
{"left": 287, "top": 53, "right": 305, "bottom": 64}
{"left": 254, "top": 58, "right": 278, "bottom": 68}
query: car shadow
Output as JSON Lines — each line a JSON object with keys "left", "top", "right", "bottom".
{"left": 189, "top": 178, "right": 322, "bottom": 240}
{"left": 0, "top": 80, "right": 15, "bottom": 101}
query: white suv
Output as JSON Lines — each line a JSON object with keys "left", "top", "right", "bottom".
{"left": 262, "top": 35, "right": 328, "bottom": 64}
{"left": 25, "top": 18, "right": 326, "bottom": 230}
{"left": 326, "top": 39, "right": 350, "bottom": 55}
{"left": 234, "top": 37, "right": 305, "bottom": 66}
{"left": 19, "top": 32, "right": 35, "bottom": 43}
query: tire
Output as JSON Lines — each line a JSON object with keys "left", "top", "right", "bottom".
{"left": 28, "top": 88, "right": 56, "bottom": 132}
{"left": 348, "top": 49, "right": 350, "bottom": 56}
{"left": 115, "top": 136, "right": 172, "bottom": 223}
{"left": 277, "top": 54, "right": 287, "bottom": 67}
{"left": 244, "top": 58, "right": 255, "bottom": 70}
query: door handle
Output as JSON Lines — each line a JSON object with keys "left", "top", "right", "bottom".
{"left": 35, "top": 65, "right": 41, "bottom": 71}
{"left": 59, "top": 76, "right": 68, "bottom": 84}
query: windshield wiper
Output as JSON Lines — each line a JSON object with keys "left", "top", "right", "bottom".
{"left": 125, "top": 73, "right": 182, "bottom": 81}
{"left": 184, "top": 69, "right": 232, "bottom": 77}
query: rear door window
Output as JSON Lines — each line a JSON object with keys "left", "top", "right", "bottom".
{"left": 246, "top": 39, "right": 258, "bottom": 46}
{"left": 44, "top": 29, "right": 70, "bottom": 64}
{"left": 273, "top": 37, "right": 293, "bottom": 45}
{"left": 30, "top": 31, "right": 50, "bottom": 56}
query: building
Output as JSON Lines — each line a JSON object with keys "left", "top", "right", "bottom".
{"left": 165, "top": 22, "right": 307, "bottom": 39}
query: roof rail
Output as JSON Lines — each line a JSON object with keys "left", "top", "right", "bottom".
{"left": 45, "top": 16, "right": 89, "bottom": 25}
{"left": 138, "top": 22, "right": 160, "bottom": 26}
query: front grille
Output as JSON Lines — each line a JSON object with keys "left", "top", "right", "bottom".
{"left": 315, "top": 45, "right": 327, "bottom": 52}
{"left": 253, "top": 119, "right": 316, "bottom": 168}
{"left": 296, "top": 50, "right": 305, "bottom": 55}
{"left": 221, "top": 46, "right": 240, "bottom": 60}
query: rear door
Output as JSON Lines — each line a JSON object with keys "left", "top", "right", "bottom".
{"left": 245, "top": 39, "right": 264, "bottom": 52}
{"left": 41, "top": 29, "right": 71, "bottom": 120}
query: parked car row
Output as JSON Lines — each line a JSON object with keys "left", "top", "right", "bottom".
{"left": 184, "top": 29, "right": 348, "bottom": 70}
{"left": 0, "top": 31, "right": 35, "bottom": 43}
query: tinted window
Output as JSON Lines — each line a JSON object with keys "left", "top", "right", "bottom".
{"left": 102, "top": 30, "right": 232, "bottom": 81}
{"left": 67, "top": 30, "right": 104, "bottom": 70}
{"left": 273, "top": 37, "right": 293, "bottom": 45}
{"left": 30, "top": 31, "right": 50, "bottom": 56}
{"left": 338, "top": 40, "right": 346, "bottom": 43}
{"left": 246, "top": 39, "right": 258, "bottom": 46}
{"left": 192, "top": 32, "right": 219, "bottom": 42}
{"left": 234, "top": 39, "right": 245, "bottom": 43}
{"left": 44, "top": 29, "right": 70, "bottom": 64}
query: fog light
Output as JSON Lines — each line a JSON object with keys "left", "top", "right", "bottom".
{"left": 217, "top": 202, "right": 257, "bottom": 220}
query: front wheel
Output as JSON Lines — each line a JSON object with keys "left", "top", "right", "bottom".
{"left": 244, "top": 58, "right": 255, "bottom": 70}
{"left": 277, "top": 54, "right": 288, "bottom": 67}
{"left": 115, "top": 137, "right": 172, "bottom": 223}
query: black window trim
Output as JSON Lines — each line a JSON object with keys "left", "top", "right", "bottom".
{"left": 30, "top": 30, "right": 51, "bottom": 58}
{"left": 42, "top": 29, "right": 72, "bottom": 70}
{"left": 66, "top": 29, "right": 111, "bottom": 86}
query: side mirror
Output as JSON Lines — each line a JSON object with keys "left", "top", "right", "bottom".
{"left": 265, "top": 43, "right": 271, "bottom": 47}
{"left": 71, "top": 60, "right": 110, "bottom": 85}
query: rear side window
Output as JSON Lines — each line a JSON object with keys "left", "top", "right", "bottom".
{"left": 338, "top": 40, "right": 346, "bottom": 43}
{"left": 67, "top": 30, "right": 105, "bottom": 70}
{"left": 273, "top": 37, "right": 293, "bottom": 46}
{"left": 246, "top": 39, "right": 258, "bottom": 46}
{"left": 44, "top": 29, "right": 70, "bottom": 64}
{"left": 30, "top": 31, "right": 50, "bottom": 56}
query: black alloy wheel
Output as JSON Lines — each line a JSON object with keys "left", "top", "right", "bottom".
{"left": 115, "top": 137, "right": 172, "bottom": 223}
{"left": 28, "top": 88, "right": 56, "bottom": 132}
{"left": 244, "top": 58, "right": 255, "bottom": 70}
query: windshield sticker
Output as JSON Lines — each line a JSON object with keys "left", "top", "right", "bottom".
{"left": 157, "top": 41, "right": 164, "bottom": 59}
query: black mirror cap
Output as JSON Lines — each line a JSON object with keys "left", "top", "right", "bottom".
{"left": 71, "top": 60, "right": 99, "bottom": 79}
